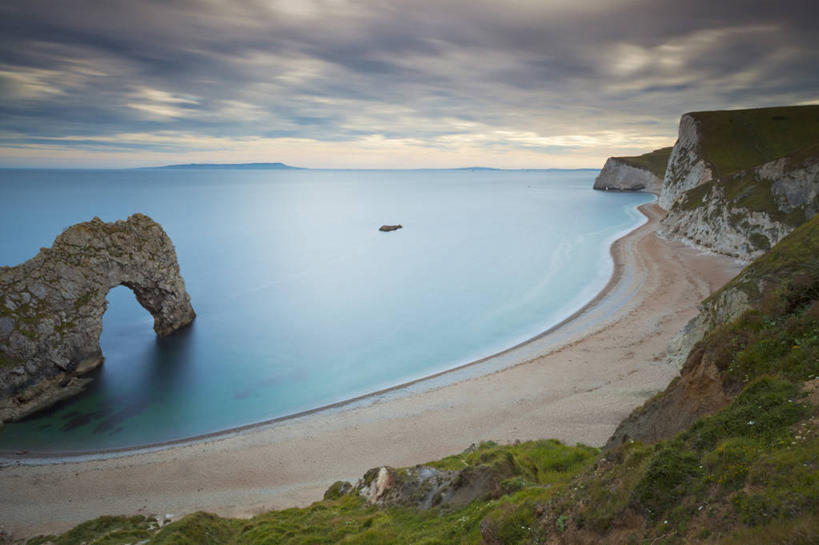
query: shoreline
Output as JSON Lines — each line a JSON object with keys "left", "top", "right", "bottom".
{"left": 0, "top": 202, "right": 743, "bottom": 539}
{"left": 0, "top": 200, "right": 650, "bottom": 461}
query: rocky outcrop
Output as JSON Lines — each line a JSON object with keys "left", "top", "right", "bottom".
{"left": 0, "top": 214, "right": 195, "bottom": 422}
{"left": 663, "top": 284, "right": 750, "bottom": 369}
{"left": 327, "top": 463, "right": 502, "bottom": 509}
{"left": 593, "top": 147, "right": 671, "bottom": 194}
{"left": 379, "top": 224, "right": 403, "bottom": 232}
{"left": 658, "top": 106, "right": 819, "bottom": 261}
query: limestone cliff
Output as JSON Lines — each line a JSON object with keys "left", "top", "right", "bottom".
{"left": 593, "top": 147, "right": 671, "bottom": 194}
{"left": 658, "top": 105, "right": 819, "bottom": 260}
{"left": 0, "top": 214, "right": 195, "bottom": 422}
{"left": 657, "top": 114, "right": 713, "bottom": 209}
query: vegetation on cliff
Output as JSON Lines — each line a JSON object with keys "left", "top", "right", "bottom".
{"left": 688, "top": 105, "right": 819, "bottom": 178}
{"left": 594, "top": 146, "right": 672, "bottom": 192}
{"left": 616, "top": 146, "right": 673, "bottom": 179}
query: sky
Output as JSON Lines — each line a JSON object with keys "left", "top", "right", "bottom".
{"left": 1, "top": 0, "right": 818, "bottom": 169}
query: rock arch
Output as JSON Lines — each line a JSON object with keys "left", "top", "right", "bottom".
{"left": 0, "top": 214, "right": 195, "bottom": 422}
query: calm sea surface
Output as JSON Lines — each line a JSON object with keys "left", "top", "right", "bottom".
{"left": 0, "top": 169, "right": 652, "bottom": 451}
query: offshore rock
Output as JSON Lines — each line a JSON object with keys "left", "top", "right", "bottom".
{"left": 0, "top": 214, "right": 195, "bottom": 422}
{"left": 379, "top": 224, "right": 403, "bottom": 232}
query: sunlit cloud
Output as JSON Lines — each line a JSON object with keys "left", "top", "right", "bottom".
{"left": 0, "top": 0, "right": 817, "bottom": 168}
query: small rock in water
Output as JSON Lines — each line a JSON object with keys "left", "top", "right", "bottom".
{"left": 379, "top": 224, "right": 403, "bottom": 232}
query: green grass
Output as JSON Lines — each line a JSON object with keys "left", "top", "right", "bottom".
{"left": 532, "top": 224, "right": 819, "bottom": 542}
{"left": 690, "top": 105, "right": 819, "bottom": 177}
{"left": 425, "top": 439, "right": 597, "bottom": 485}
{"left": 538, "top": 374, "right": 817, "bottom": 542}
{"left": 28, "top": 515, "right": 155, "bottom": 545}
{"left": 721, "top": 514, "right": 819, "bottom": 545}
{"left": 151, "top": 512, "right": 239, "bottom": 545}
{"left": 24, "top": 441, "right": 597, "bottom": 545}
{"left": 615, "top": 146, "right": 673, "bottom": 179}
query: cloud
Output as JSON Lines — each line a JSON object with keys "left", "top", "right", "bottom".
{"left": 0, "top": 0, "right": 817, "bottom": 167}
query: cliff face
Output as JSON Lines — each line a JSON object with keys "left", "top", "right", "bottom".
{"left": 658, "top": 106, "right": 819, "bottom": 261}
{"left": 593, "top": 147, "right": 671, "bottom": 194}
{"left": 0, "top": 214, "right": 195, "bottom": 423}
{"left": 657, "top": 114, "right": 713, "bottom": 209}
{"left": 593, "top": 158, "right": 663, "bottom": 193}
{"left": 661, "top": 150, "right": 818, "bottom": 260}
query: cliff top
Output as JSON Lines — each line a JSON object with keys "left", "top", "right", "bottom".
{"left": 688, "top": 104, "right": 819, "bottom": 177}
{"left": 613, "top": 146, "right": 673, "bottom": 179}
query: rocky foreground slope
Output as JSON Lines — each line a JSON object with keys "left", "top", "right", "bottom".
{"left": 593, "top": 147, "right": 671, "bottom": 193}
{"left": 0, "top": 214, "right": 195, "bottom": 424}
{"left": 659, "top": 105, "right": 819, "bottom": 260}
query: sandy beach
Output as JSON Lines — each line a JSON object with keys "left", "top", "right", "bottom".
{"left": 0, "top": 203, "right": 743, "bottom": 539}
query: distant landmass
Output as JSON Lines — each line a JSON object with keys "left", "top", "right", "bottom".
{"left": 156, "top": 162, "right": 301, "bottom": 170}
{"left": 150, "top": 163, "right": 597, "bottom": 171}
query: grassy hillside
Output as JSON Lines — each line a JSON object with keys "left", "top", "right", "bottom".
{"left": 20, "top": 223, "right": 819, "bottom": 545}
{"left": 535, "top": 218, "right": 819, "bottom": 544}
{"left": 707, "top": 215, "right": 819, "bottom": 304}
{"left": 689, "top": 105, "right": 819, "bottom": 177}
{"left": 616, "top": 146, "right": 673, "bottom": 179}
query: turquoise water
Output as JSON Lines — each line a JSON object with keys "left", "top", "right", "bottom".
{"left": 0, "top": 169, "right": 651, "bottom": 451}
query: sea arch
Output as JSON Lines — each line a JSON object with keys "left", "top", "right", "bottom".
{"left": 0, "top": 214, "right": 195, "bottom": 422}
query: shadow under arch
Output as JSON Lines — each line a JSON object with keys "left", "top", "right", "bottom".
{"left": 76, "top": 285, "right": 198, "bottom": 435}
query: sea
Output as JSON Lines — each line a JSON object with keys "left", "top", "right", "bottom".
{"left": 0, "top": 168, "right": 652, "bottom": 452}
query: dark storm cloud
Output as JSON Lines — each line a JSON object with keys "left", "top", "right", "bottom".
{"left": 1, "top": 0, "right": 818, "bottom": 166}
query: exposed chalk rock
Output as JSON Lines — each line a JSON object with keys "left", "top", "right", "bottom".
{"left": 593, "top": 158, "right": 662, "bottom": 193}
{"left": 658, "top": 114, "right": 713, "bottom": 209}
{"left": 657, "top": 106, "right": 819, "bottom": 261}
{"left": 660, "top": 152, "right": 818, "bottom": 261}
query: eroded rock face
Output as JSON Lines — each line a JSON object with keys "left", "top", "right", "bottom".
{"left": 593, "top": 158, "right": 663, "bottom": 194}
{"left": 660, "top": 154, "right": 818, "bottom": 261}
{"left": 658, "top": 114, "right": 714, "bottom": 209}
{"left": 328, "top": 462, "right": 503, "bottom": 510}
{"left": 0, "top": 214, "right": 195, "bottom": 422}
